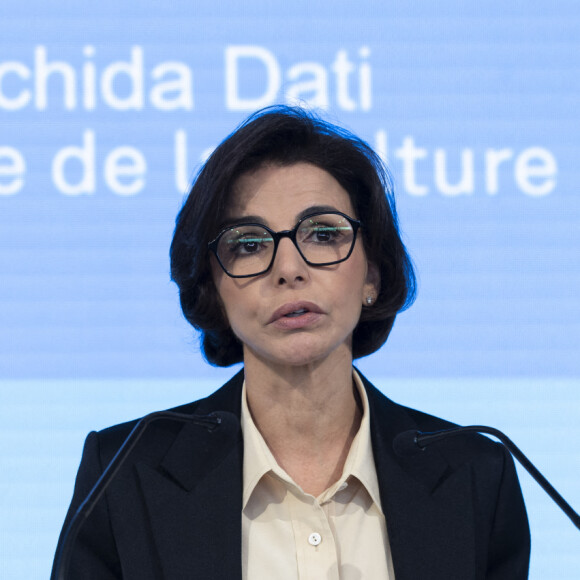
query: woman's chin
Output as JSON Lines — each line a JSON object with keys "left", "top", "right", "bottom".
{"left": 244, "top": 338, "right": 352, "bottom": 371}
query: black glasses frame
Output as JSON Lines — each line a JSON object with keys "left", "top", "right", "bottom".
{"left": 208, "top": 211, "right": 362, "bottom": 279}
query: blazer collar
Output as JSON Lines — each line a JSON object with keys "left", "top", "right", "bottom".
{"left": 158, "top": 371, "right": 244, "bottom": 492}
{"left": 138, "top": 369, "right": 476, "bottom": 580}
{"left": 136, "top": 371, "right": 245, "bottom": 580}
{"left": 360, "top": 373, "right": 477, "bottom": 580}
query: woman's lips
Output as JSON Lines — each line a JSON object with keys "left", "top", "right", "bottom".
{"left": 268, "top": 301, "right": 324, "bottom": 330}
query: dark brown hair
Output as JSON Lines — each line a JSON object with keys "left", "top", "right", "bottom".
{"left": 170, "top": 106, "right": 416, "bottom": 366}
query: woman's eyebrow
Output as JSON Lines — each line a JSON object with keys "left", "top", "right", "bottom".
{"left": 220, "top": 205, "right": 342, "bottom": 230}
{"left": 219, "top": 215, "right": 266, "bottom": 229}
{"left": 295, "top": 205, "right": 340, "bottom": 221}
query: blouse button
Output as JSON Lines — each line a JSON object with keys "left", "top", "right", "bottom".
{"left": 308, "top": 532, "right": 322, "bottom": 546}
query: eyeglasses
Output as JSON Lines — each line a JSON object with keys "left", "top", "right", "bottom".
{"left": 208, "top": 211, "right": 361, "bottom": 278}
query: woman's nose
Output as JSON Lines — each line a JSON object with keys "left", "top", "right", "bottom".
{"left": 270, "top": 238, "right": 309, "bottom": 285}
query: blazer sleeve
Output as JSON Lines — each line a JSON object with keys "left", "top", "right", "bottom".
{"left": 51, "top": 431, "right": 123, "bottom": 580}
{"left": 486, "top": 445, "right": 531, "bottom": 579}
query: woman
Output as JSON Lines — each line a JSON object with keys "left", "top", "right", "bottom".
{"left": 52, "top": 106, "right": 530, "bottom": 579}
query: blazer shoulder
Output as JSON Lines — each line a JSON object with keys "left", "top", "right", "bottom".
{"left": 359, "top": 370, "right": 507, "bottom": 470}
{"left": 92, "top": 369, "right": 245, "bottom": 466}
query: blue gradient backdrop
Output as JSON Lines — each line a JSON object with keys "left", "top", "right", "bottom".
{"left": 0, "top": 2, "right": 578, "bottom": 578}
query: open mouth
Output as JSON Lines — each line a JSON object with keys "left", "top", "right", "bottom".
{"left": 269, "top": 302, "right": 322, "bottom": 325}
{"left": 284, "top": 309, "right": 308, "bottom": 318}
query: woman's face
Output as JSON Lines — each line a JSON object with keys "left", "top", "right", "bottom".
{"left": 212, "top": 162, "right": 379, "bottom": 370}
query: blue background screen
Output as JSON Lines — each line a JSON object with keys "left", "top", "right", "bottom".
{"left": 1, "top": 2, "right": 579, "bottom": 577}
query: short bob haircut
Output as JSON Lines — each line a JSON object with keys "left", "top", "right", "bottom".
{"left": 170, "top": 105, "right": 416, "bottom": 366}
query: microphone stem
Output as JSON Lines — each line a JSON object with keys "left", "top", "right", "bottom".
{"left": 416, "top": 425, "right": 580, "bottom": 531}
{"left": 54, "top": 411, "right": 222, "bottom": 580}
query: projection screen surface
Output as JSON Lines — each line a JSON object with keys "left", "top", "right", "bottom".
{"left": 0, "top": 1, "right": 578, "bottom": 578}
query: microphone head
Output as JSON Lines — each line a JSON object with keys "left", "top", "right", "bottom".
{"left": 209, "top": 411, "right": 240, "bottom": 433}
{"left": 393, "top": 430, "right": 423, "bottom": 457}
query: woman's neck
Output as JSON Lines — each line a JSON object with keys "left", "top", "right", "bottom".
{"left": 243, "top": 350, "right": 362, "bottom": 496}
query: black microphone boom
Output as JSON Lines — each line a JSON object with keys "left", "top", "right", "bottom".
{"left": 393, "top": 425, "right": 580, "bottom": 531}
{"left": 53, "top": 410, "right": 237, "bottom": 580}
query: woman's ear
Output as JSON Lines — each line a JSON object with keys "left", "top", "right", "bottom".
{"left": 362, "top": 261, "right": 381, "bottom": 306}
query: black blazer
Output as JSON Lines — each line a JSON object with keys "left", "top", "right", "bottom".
{"left": 52, "top": 370, "right": 530, "bottom": 579}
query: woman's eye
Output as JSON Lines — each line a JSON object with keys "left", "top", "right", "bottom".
{"left": 304, "top": 225, "right": 340, "bottom": 243}
{"left": 314, "top": 228, "right": 335, "bottom": 242}
{"left": 237, "top": 238, "right": 261, "bottom": 253}
{"left": 225, "top": 231, "right": 272, "bottom": 256}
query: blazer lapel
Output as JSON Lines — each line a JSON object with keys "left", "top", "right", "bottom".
{"left": 136, "top": 372, "right": 245, "bottom": 580}
{"left": 132, "top": 368, "right": 477, "bottom": 579}
{"left": 362, "top": 375, "right": 477, "bottom": 580}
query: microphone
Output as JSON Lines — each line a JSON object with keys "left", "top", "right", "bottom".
{"left": 53, "top": 410, "right": 239, "bottom": 580}
{"left": 393, "top": 425, "right": 580, "bottom": 531}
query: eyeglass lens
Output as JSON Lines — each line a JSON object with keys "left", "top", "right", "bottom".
{"left": 215, "top": 213, "right": 356, "bottom": 277}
